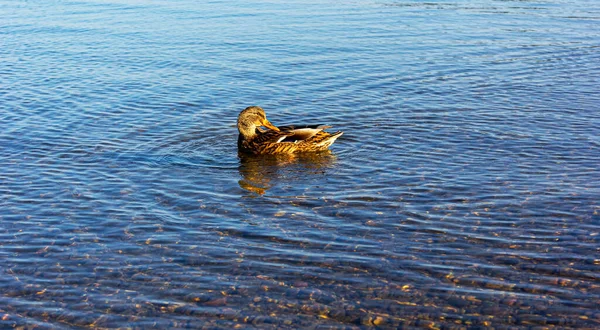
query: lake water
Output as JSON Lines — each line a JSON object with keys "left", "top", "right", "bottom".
{"left": 1, "top": 0, "right": 599, "bottom": 328}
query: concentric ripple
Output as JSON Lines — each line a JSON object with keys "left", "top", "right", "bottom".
{"left": 1, "top": 0, "right": 599, "bottom": 328}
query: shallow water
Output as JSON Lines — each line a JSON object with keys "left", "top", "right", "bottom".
{"left": 1, "top": 0, "right": 599, "bottom": 328}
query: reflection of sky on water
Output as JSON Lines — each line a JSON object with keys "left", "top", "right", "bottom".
{"left": 1, "top": 0, "right": 599, "bottom": 328}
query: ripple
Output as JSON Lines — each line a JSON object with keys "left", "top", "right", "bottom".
{"left": 1, "top": 0, "right": 600, "bottom": 328}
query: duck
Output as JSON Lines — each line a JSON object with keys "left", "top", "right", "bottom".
{"left": 237, "top": 106, "right": 343, "bottom": 155}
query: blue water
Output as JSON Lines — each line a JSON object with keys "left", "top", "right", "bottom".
{"left": 1, "top": 0, "right": 599, "bottom": 328}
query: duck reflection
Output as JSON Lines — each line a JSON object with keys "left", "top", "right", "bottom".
{"left": 238, "top": 151, "right": 337, "bottom": 195}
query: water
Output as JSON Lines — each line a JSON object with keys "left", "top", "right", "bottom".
{"left": 1, "top": 0, "right": 599, "bottom": 328}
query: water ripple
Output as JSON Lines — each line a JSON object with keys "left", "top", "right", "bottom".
{"left": 1, "top": 0, "right": 599, "bottom": 328}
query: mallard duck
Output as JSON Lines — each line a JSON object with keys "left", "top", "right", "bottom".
{"left": 237, "top": 106, "right": 343, "bottom": 155}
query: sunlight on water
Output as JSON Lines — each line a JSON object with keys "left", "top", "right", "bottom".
{"left": 1, "top": 0, "right": 599, "bottom": 328}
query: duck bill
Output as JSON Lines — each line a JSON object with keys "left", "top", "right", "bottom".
{"left": 262, "top": 120, "right": 280, "bottom": 132}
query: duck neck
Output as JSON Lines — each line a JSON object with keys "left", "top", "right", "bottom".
{"left": 238, "top": 121, "right": 257, "bottom": 140}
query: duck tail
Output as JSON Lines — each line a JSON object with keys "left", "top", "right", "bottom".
{"left": 317, "top": 131, "right": 343, "bottom": 148}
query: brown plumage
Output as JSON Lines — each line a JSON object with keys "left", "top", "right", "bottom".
{"left": 237, "top": 106, "right": 343, "bottom": 155}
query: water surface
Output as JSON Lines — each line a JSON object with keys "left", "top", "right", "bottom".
{"left": 1, "top": 0, "right": 599, "bottom": 328}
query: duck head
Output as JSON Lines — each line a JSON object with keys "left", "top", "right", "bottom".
{"left": 237, "top": 106, "right": 279, "bottom": 138}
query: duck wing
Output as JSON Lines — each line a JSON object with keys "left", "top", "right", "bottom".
{"left": 253, "top": 129, "right": 294, "bottom": 144}
{"left": 278, "top": 124, "right": 332, "bottom": 142}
